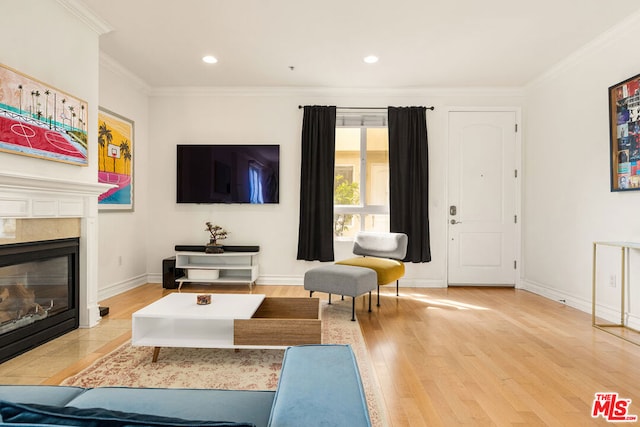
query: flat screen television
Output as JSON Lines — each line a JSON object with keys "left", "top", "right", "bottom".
{"left": 177, "top": 144, "right": 279, "bottom": 204}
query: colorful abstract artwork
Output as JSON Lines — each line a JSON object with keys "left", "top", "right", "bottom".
{"left": 610, "top": 73, "right": 640, "bottom": 191}
{"left": 0, "top": 64, "right": 88, "bottom": 165}
{"left": 98, "top": 108, "right": 134, "bottom": 210}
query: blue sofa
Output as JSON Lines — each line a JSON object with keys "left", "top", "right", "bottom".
{"left": 0, "top": 344, "right": 371, "bottom": 427}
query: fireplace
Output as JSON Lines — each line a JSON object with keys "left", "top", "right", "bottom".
{"left": 0, "top": 238, "right": 79, "bottom": 363}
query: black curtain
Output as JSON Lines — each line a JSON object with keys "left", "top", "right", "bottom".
{"left": 388, "top": 106, "right": 431, "bottom": 262}
{"left": 296, "top": 106, "right": 336, "bottom": 261}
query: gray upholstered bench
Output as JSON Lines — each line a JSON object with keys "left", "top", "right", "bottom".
{"left": 303, "top": 264, "right": 377, "bottom": 321}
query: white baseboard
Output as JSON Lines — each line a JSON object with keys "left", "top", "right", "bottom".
{"left": 627, "top": 313, "right": 640, "bottom": 331}
{"left": 147, "top": 273, "right": 162, "bottom": 284}
{"left": 256, "top": 275, "right": 302, "bottom": 286}
{"left": 520, "top": 278, "right": 591, "bottom": 312}
{"left": 145, "top": 273, "right": 304, "bottom": 287}
{"left": 143, "top": 273, "right": 445, "bottom": 289}
{"left": 98, "top": 274, "right": 148, "bottom": 302}
{"left": 519, "top": 278, "right": 640, "bottom": 328}
{"left": 257, "top": 276, "right": 445, "bottom": 288}
{"left": 400, "top": 278, "right": 446, "bottom": 288}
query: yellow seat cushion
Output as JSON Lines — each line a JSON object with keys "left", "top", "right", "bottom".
{"left": 336, "top": 257, "right": 405, "bottom": 286}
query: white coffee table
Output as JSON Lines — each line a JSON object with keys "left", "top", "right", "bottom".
{"left": 132, "top": 293, "right": 266, "bottom": 362}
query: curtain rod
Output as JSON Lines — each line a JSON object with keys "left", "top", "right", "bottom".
{"left": 297, "top": 105, "right": 435, "bottom": 111}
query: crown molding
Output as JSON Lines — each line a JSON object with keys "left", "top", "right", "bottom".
{"left": 148, "top": 85, "right": 525, "bottom": 98}
{"left": 97, "top": 55, "right": 524, "bottom": 98}
{"left": 100, "top": 53, "right": 152, "bottom": 95}
{"left": 57, "top": 0, "right": 113, "bottom": 35}
{"left": 526, "top": 9, "right": 640, "bottom": 90}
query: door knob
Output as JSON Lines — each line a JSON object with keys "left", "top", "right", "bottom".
{"left": 450, "top": 219, "right": 462, "bottom": 225}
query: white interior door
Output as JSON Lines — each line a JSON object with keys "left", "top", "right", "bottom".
{"left": 447, "top": 110, "right": 518, "bottom": 285}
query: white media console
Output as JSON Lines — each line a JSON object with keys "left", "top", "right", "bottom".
{"left": 174, "top": 250, "right": 259, "bottom": 289}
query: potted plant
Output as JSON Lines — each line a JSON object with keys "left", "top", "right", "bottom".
{"left": 205, "top": 222, "right": 228, "bottom": 253}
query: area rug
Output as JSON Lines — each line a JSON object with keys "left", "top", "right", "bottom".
{"left": 61, "top": 299, "right": 388, "bottom": 426}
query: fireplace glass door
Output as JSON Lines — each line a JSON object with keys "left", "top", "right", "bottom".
{"left": 0, "top": 256, "right": 70, "bottom": 334}
{"left": 0, "top": 238, "right": 79, "bottom": 363}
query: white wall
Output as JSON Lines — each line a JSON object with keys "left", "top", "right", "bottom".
{"left": 96, "top": 58, "right": 150, "bottom": 300}
{"left": 523, "top": 14, "right": 640, "bottom": 325}
{"left": 8, "top": 1, "right": 640, "bottom": 327}
{"left": 145, "top": 89, "right": 524, "bottom": 287}
{"left": 0, "top": 0, "right": 104, "bottom": 326}
{"left": 0, "top": 1, "right": 99, "bottom": 181}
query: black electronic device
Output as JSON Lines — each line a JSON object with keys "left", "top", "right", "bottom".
{"left": 174, "top": 245, "right": 206, "bottom": 252}
{"left": 176, "top": 144, "right": 280, "bottom": 204}
{"left": 174, "top": 245, "right": 259, "bottom": 253}
{"left": 222, "top": 245, "right": 260, "bottom": 252}
{"left": 162, "top": 256, "right": 184, "bottom": 289}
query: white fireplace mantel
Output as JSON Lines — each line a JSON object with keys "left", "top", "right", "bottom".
{"left": 0, "top": 171, "right": 113, "bottom": 218}
{"left": 0, "top": 170, "right": 111, "bottom": 194}
{"left": 0, "top": 171, "right": 115, "bottom": 328}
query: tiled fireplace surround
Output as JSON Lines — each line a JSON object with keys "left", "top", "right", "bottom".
{"left": 0, "top": 171, "right": 112, "bottom": 329}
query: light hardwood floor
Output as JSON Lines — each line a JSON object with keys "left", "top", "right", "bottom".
{"left": 1, "top": 283, "right": 640, "bottom": 426}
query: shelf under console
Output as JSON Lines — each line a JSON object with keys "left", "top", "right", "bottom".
{"left": 174, "top": 250, "right": 260, "bottom": 288}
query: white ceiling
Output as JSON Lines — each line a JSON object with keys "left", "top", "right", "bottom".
{"left": 77, "top": 0, "right": 640, "bottom": 89}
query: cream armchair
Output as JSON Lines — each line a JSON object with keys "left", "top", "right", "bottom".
{"left": 336, "top": 232, "right": 408, "bottom": 306}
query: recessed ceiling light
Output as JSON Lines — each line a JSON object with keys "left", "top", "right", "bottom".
{"left": 202, "top": 55, "right": 218, "bottom": 64}
{"left": 363, "top": 55, "right": 379, "bottom": 64}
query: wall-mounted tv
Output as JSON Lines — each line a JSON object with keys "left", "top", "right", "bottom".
{"left": 177, "top": 144, "right": 279, "bottom": 204}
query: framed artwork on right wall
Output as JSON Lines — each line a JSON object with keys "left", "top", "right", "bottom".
{"left": 609, "top": 73, "right": 640, "bottom": 191}
{"left": 97, "top": 107, "right": 135, "bottom": 210}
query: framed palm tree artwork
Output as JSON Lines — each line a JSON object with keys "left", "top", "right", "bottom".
{"left": 98, "top": 107, "right": 134, "bottom": 211}
{"left": 0, "top": 63, "right": 88, "bottom": 165}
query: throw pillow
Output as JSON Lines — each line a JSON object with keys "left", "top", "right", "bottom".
{"left": 0, "top": 400, "right": 254, "bottom": 427}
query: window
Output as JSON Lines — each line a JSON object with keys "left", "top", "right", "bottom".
{"left": 248, "top": 162, "right": 264, "bottom": 203}
{"left": 334, "top": 113, "right": 389, "bottom": 238}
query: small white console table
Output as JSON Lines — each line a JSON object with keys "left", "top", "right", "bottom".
{"left": 592, "top": 241, "right": 640, "bottom": 345}
{"left": 175, "top": 250, "right": 259, "bottom": 290}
